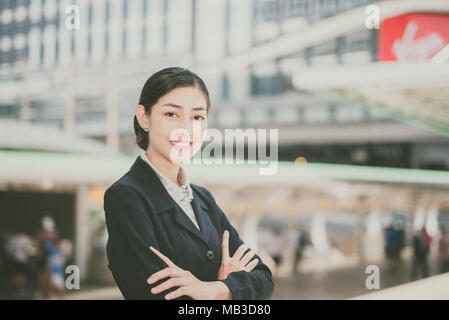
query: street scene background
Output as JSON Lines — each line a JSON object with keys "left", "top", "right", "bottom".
{"left": 1, "top": 0, "right": 449, "bottom": 299}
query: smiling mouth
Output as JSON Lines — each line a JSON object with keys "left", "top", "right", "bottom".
{"left": 170, "top": 140, "right": 193, "bottom": 150}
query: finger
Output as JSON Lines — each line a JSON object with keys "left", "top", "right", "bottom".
{"left": 149, "top": 246, "right": 176, "bottom": 268}
{"left": 239, "top": 249, "right": 256, "bottom": 266}
{"left": 165, "top": 287, "right": 188, "bottom": 300}
{"left": 244, "top": 258, "right": 259, "bottom": 272}
{"left": 151, "top": 277, "right": 183, "bottom": 295}
{"left": 221, "top": 230, "right": 230, "bottom": 259}
{"left": 232, "top": 243, "right": 249, "bottom": 261}
{"left": 147, "top": 267, "right": 183, "bottom": 285}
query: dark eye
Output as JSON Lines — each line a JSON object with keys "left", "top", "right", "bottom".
{"left": 165, "top": 112, "right": 177, "bottom": 118}
{"left": 193, "top": 115, "right": 205, "bottom": 121}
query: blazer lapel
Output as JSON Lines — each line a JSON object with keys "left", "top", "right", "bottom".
{"left": 172, "top": 204, "right": 207, "bottom": 247}
{"left": 130, "top": 156, "right": 212, "bottom": 248}
{"left": 172, "top": 189, "right": 212, "bottom": 248}
{"left": 190, "top": 193, "right": 211, "bottom": 242}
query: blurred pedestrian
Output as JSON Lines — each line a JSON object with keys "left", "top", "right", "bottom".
{"left": 46, "top": 238, "right": 66, "bottom": 299}
{"left": 5, "top": 232, "right": 35, "bottom": 298}
{"left": 411, "top": 227, "right": 432, "bottom": 280}
{"left": 438, "top": 227, "right": 449, "bottom": 274}
{"left": 267, "top": 231, "right": 283, "bottom": 276}
{"left": 36, "top": 216, "right": 59, "bottom": 299}
{"left": 293, "top": 228, "right": 308, "bottom": 275}
{"left": 392, "top": 221, "right": 406, "bottom": 262}
{"left": 384, "top": 223, "right": 395, "bottom": 261}
{"left": 384, "top": 221, "right": 405, "bottom": 272}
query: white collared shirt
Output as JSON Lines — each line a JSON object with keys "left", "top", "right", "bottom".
{"left": 140, "top": 151, "right": 200, "bottom": 231}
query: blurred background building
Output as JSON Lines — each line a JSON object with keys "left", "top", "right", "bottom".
{"left": 1, "top": 0, "right": 449, "bottom": 299}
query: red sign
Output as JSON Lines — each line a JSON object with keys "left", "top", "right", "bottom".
{"left": 378, "top": 13, "right": 449, "bottom": 61}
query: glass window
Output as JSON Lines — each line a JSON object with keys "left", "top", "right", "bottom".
{"left": 43, "top": 0, "right": 57, "bottom": 20}
{"left": 334, "top": 105, "right": 365, "bottom": 122}
{"left": 91, "top": 0, "right": 106, "bottom": 63}
{"left": 254, "top": 0, "right": 278, "bottom": 23}
{"left": 146, "top": 0, "right": 163, "bottom": 55}
{"left": 166, "top": 0, "right": 191, "bottom": 54}
{"left": 13, "top": 33, "right": 26, "bottom": 51}
{"left": 196, "top": 0, "right": 225, "bottom": 62}
{"left": 125, "top": 0, "right": 143, "bottom": 58}
{"left": 303, "top": 106, "right": 330, "bottom": 123}
{"left": 274, "top": 107, "right": 298, "bottom": 125}
{"left": 1, "top": 8, "right": 13, "bottom": 25}
{"left": 218, "top": 109, "right": 242, "bottom": 127}
{"left": 28, "top": 27, "right": 41, "bottom": 69}
{"left": 245, "top": 108, "right": 269, "bottom": 125}
{"left": 14, "top": 6, "right": 27, "bottom": 23}
{"left": 29, "top": 0, "right": 42, "bottom": 24}
{"left": 229, "top": 0, "right": 252, "bottom": 54}
{"left": 287, "top": 0, "right": 307, "bottom": 18}
{"left": 43, "top": 25, "right": 56, "bottom": 68}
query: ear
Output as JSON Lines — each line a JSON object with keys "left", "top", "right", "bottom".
{"left": 135, "top": 105, "right": 150, "bottom": 131}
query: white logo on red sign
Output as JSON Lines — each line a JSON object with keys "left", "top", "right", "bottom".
{"left": 392, "top": 21, "right": 444, "bottom": 61}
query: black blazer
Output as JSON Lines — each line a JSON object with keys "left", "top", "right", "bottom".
{"left": 103, "top": 156, "right": 274, "bottom": 300}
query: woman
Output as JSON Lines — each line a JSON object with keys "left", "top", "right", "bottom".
{"left": 103, "top": 67, "right": 274, "bottom": 300}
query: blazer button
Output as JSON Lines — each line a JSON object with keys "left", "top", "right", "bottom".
{"left": 206, "top": 250, "right": 214, "bottom": 261}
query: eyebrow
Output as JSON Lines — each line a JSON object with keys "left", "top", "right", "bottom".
{"left": 162, "top": 103, "right": 207, "bottom": 111}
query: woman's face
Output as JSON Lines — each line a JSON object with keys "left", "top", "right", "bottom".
{"left": 146, "top": 86, "right": 208, "bottom": 165}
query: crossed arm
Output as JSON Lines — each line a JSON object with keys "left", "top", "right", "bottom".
{"left": 146, "top": 229, "right": 260, "bottom": 300}
{"left": 104, "top": 184, "right": 274, "bottom": 300}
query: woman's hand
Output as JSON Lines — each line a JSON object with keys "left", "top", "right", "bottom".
{"left": 147, "top": 246, "right": 231, "bottom": 300}
{"left": 217, "top": 230, "right": 259, "bottom": 281}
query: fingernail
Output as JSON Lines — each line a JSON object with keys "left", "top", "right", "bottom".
{"left": 147, "top": 278, "right": 153, "bottom": 284}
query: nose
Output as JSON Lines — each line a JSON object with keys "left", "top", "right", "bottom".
{"left": 184, "top": 118, "right": 194, "bottom": 137}
{"left": 171, "top": 121, "right": 192, "bottom": 141}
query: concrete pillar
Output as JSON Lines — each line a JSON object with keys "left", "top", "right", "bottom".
{"left": 240, "top": 214, "right": 260, "bottom": 252}
{"left": 356, "top": 196, "right": 368, "bottom": 266}
{"left": 106, "top": 56, "right": 120, "bottom": 152}
{"left": 75, "top": 184, "right": 89, "bottom": 281}
{"left": 410, "top": 189, "right": 421, "bottom": 234}
{"left": 19, "top": 66, "right": 31, "bottom": 122}
{"left": 286, "top": 213, "right": 299, "bottom": 275}
{"left": 311, "top": 212, "right": 329, "bottom": 253}
{"left": 64, "top": 56, "right": 75, "bottom": 131}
